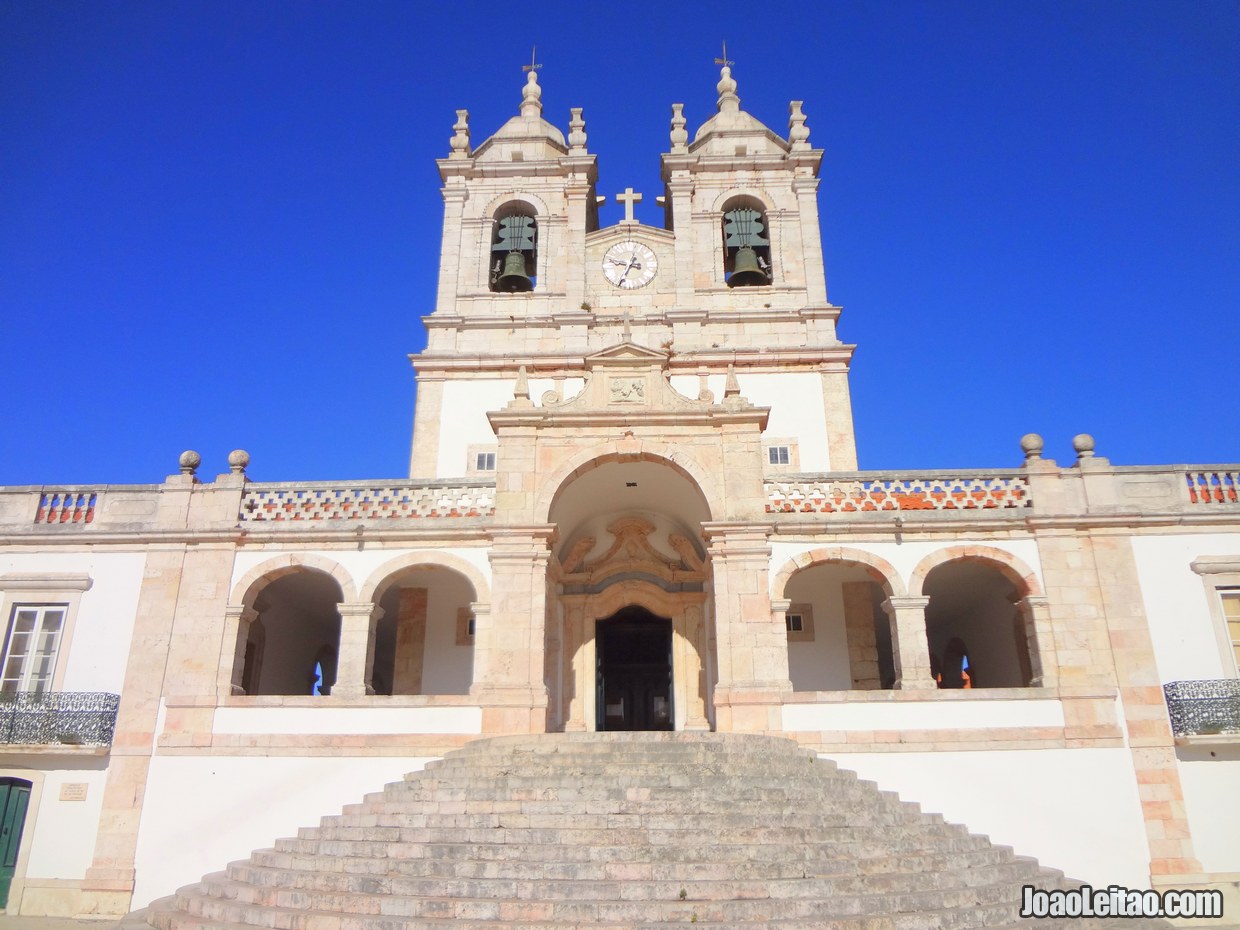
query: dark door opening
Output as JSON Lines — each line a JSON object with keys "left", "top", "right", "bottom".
{"left": 596, "top": 606, "right": 673, "bottom": 731}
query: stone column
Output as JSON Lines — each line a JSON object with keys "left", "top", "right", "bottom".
{"left": 882, "top": 596, "right": 936, "bottom": 691}
{"left": 219, "top": 605, "right": 258, "bottom": 696}
{"left": 820, "top": 362, "right": 859, "bottom": 471}
{"left": 472, "top": 526, "right": 553, "bottom": 733}
{"left": 335, "top": 603, "right": 382, "bottom": 697}
{"left": 681, "top": 602, "right": 710, "bottom": 731}
{"left": 706, "top": 525, "right": 790, "bottom": 732}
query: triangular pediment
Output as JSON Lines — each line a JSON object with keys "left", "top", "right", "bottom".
{"left": 585, "top": 342, "right": 668, "bottom": 367}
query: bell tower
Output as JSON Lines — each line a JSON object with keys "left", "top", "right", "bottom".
{"left": 410, "top": 59, "right": 857, "bottom": 480}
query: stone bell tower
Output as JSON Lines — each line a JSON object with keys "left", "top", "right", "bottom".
{"left": 410, "top": 59, "right": 857, "bottom": 481}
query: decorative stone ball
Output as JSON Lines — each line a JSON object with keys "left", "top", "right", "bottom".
{"left": 178, "top": 450, "right": 201, "bottom": 475}
{"left": 227, "top": 449, "right": 251, "bottom": 474}
{"left": 1018, "top": 433, "right": 1044, "bottom": 459}
{"left": 1072, "top": 433, "right": 1096, "bottom": 457}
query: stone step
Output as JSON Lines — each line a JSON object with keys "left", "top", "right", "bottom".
{"left": 125, "top": 732, "right": 1164, "bottom": 930}
{"left": 176, "top": 876, "right": 1043, "bottom": 925}
{"left": 246, "top": 840, "right": 1018, "bottom": 881}
{"left": 222, "top": 855, "right": 1046, "bottom": 900}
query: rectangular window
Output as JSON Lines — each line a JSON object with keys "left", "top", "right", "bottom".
{"left": 768, "top": 446, "right": 790, "bottom": 466}
{"left": 2, "top": 605, "right": 67, "bottom": 696}
{"left": 1224, "top": 590, "right": 1240, "bottom": 671}
{"left": 475, "top": 452, "right": 496, "bottom": 472}
{"left": 785, "top": 613, "right": 804, "bottom": 634}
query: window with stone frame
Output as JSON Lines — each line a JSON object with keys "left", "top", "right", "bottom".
{"left": 468, "top": 444, "right": 498, "bottom": 476}
{"left": 2, "top": 605, "right": 67, "bottom": 696}
{"left": 0, "top": 574, "right": 92, "bottom": 697}
{"left": 763, "top": 439, "right": 799, "bottom": 474}
{"left": 1190, "top": 558, "right": 1240, "bottom": 677}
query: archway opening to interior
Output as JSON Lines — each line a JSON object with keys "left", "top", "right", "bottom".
{"left": 596, "top": 606, "right": 673, "bottom": 732}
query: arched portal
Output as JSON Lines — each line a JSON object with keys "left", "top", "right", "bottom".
{"left": 546, "top": 456, "right": 714, "bottom": 732}
{"left": 596, "top": 606, "right": 673, "bottom": 731}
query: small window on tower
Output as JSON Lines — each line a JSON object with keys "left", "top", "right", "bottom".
{"left": 785, "top": 613, "right": 803, "bottom": 633}
{"left": 769, "top": 446, "right": 790, "bottom": 466}
{"left": 476, "top": 452, "right": 496, "bottom": 472}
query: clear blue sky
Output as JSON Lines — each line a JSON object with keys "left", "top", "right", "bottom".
{"left": 2, "top": 1, "right": 1237, "bottom": 485}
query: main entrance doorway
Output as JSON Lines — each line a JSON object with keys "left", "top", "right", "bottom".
{"left": 596, "top": 607, "right": 673, "bottom": 731}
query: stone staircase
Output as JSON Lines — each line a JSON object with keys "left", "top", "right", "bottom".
{"left": 121, "top": 732, "right": 1161, "bottom": 929}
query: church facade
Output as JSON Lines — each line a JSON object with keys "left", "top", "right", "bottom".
{"left": 0, "top": 64, "right": 1238, "bottom": 919}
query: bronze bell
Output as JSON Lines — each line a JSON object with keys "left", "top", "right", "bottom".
{"left": 727, "top": 246, "right": 770, "bottom": 288}
{"left": 495, "top": 251, "right": 534, "bottom": 292}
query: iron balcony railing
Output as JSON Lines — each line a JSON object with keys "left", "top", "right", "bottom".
{"left": 1163, "top": 680, "right": 1240, "bottom": 737}
{"left": 0, "top": 691, "right": 120, "bottom": 748}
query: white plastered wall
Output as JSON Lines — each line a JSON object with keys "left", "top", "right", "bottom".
{"left": 1130, "top": 532, "right": 1240, "bottom": 876}
{"left": 1129, "top": 532, "right": 1240, "bottom": 682}
{"left": 827, "top": 748, "right": 1150, "bottom": 887}
{"left": 131, "top": 755, "right": 441, "bottom": 908}
{"left": 0, "top": 762, "right": 109, "bottom": 888}
{"left": 437, "top": 379, "right": 513, "bottom": 478}
{"left": 0, "top": 550, "right": 145, "bottom": 693}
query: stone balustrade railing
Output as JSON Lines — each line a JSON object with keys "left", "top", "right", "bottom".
{"left": 239, "top": 480, "right": 497, "bottom": 522}
{"left": 1186, "top": 470, "right": 1240, "bottom": 505}
{"left": 765, "top": 472, "right": 1032, "bottom": 514}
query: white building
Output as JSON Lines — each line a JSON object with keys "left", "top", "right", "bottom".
{"left": 0, "top": 63, "right": 1237, "bottom": 920}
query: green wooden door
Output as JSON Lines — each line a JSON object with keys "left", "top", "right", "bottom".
{"left": 0, "top": 778, "right": 31, "bottom": 908}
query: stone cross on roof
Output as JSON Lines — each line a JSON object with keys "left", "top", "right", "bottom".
{"left": 617, "top": 187, "right": 642, "bottom": 223}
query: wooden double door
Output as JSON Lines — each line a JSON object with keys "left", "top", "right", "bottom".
{"left": 596, "top": 607, "right": 673, "bottom": 731}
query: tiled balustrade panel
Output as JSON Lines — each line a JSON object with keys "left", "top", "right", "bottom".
{"left": 1186, "top": 470, "right": 1240, "bottom": 505}
{"left": 766, "top": 473, "right": 1031, "bottom": 514}
{"left": 240, "top": 483, "right": 496, "bottom": 521}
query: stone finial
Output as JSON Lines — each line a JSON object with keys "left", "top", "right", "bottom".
{"left": 670, "top": 103, "right": 688, "bottom": 152}
{"left": 568, "top": 107, "right": 587, "bottom": 153}
{"left": 1072, "top": 433, "right": 1096, "bottom": 460}
{"left": 716, "top": 65, "right": 740, "bottom": 113}
{"left": 178, "top": 450, "right": 201, "bottom": 476}
{"left": 1019, "top": 433, "right": 1044, "bottom": 462}
{"left": 788, "top": 101, "right": 810, "bottom": 150}
{"left": 227, "top": 449, "right": 250, "bottom": 475}
{"left": 724, "top": 364, "right": 741, "bottom": 397}
{"left": 514, "top": 365, "right": 530, "bottom": 399}
{"left": 449, "top": 109, "right": 470, "bottom": 158}
{"left": 520, "top": 69, "right": 543, "bottom": 118}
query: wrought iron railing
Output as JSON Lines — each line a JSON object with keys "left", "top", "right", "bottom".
{"left": 0, "top": 691, "right": 120, "bottom": 747}
{"left": 1163, "top": 680, "right": 1240, "bottom": 737}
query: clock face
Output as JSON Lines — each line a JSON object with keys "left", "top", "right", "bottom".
{"left": 603, "top": 241, "right": 658, "bottom": 289}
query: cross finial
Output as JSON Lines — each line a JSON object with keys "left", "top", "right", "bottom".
{"left": 616, "top": 187, "right": 643, "bottom": 223}
{"left": 523, "top": 46, "right": 541, "bottom": 73}
{"left": 714, "top": 40, "right": 733, "bottom": 68}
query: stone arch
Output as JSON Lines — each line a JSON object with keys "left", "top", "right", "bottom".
{"left": 230, "top": 553, "right": 357, "bottom": 610}
{"left": 359, "top": 551, "right": 490, "bottom": 606}
{"left": 908, "top": 545, "right": 1042, "bottom": 599}
{"left": 772, "top": 546, "right": 907, "bottom": 601}
{"left": 710, "top": 187, "right": 777, "bottom": 214}
{"left": 536, "top": 444, "right": 718, "bottom": 525}
{"left": 481, "top": 191, "right": 549, "bottom": 219}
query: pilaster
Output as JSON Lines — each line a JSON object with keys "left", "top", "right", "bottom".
{"left": 706, "top": 524, "right": 789, "bottom": 732}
